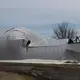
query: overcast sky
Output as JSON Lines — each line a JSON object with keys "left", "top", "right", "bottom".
{"left": 0, "top": 0, "right": 80, "bottom": 36}
{"left": 0, "top": 0, "right": 80, "bottom": 26}
{"left": 0, "top": 0, "right": 80, "bottom": 9}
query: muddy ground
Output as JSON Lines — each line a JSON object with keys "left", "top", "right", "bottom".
{"left": 0, "top": 63, "right": 80, "bottom": 80}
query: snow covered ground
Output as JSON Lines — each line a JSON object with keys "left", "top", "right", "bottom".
{"left": 0, "top": 59, "right": 79, "bottom": 65}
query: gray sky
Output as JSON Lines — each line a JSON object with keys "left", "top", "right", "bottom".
{"left": 0, "top": 0, "right": 80, "bottom": 37}
{"left": 0, "top": 0, "right": 80, "bottom": 26}
{"left": 0, "top": 0, "right": 80, "bottom": 9}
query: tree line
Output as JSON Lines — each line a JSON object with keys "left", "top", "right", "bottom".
{"left": 52, "top": 22, "right": 77, "bottom": 39}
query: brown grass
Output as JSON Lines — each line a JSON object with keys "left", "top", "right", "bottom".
{"left": 0, "top": 72, "right": 33, "bottom": 80}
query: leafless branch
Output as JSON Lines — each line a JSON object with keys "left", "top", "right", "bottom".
{"left": 52, "top": 22, "right": 77, "bottom": 39}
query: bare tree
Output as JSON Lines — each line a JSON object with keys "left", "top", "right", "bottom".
{"left": 52, "top": 22, "right": 77, "bottom": 39}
